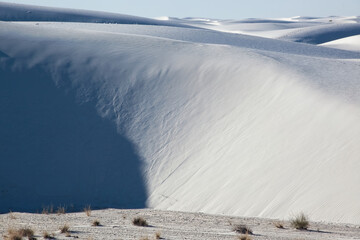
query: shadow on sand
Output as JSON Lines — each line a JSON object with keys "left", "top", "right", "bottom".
{"left": 0, "top": 61, "right": 147, "bottom": 213}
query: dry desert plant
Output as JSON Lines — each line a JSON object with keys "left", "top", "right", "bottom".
{"left": 60, "top": 224, "right": 70, "bottom": 233}
{"left": 5, "top": 228, "right": 22, "bottom": 240}
{"left": 19, "top": 228, "right": 34, "bottom": 238}
{"left": 43, "top": 231, "right": 55, "bottom": 239}
{"left": 84, "top": 205, "right": 91, "bottom": 217}
{"left": 274, "top": 221, "right": 284, "bottom": 229}
{"left": 290, "top": 212, "right": 309, "bottom": 230}
{"left": 56, "top": 206, "right": 66, "bottom": 215}
{"left": 42, "top": 205, "right": 54, "bottom": 214}
{"left": 9, "top": 211, "right": 16, "bottom": 220}
{"left": 6, "top": 227, "right": 34, "bottom": 240}
{"left": 233, "top": 224, "right": 253, "bottom": 235}
{"left": 132, "top": 217, "right": 148, "bottom": 227}
{"left": 155, "top": 231, "right": 161, "bottom": 239}
{"left": 92, "top": 220, "right": 101, "bottom": 226}
{"left": 4, "top": 230, "right": 22, "bottom": 240}
{"left": 41, "top": 208, "right": 48, "bottom": 214}
{"left": 238, "top": 234, "right": 253, "bottom": 240}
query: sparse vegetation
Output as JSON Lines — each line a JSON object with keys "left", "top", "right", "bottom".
{"left": 60, "top": 224, "right": 70, "bottom": 233}
{"left": 5, "top": 228, "right": 22, "bottom": 240}
{"left": 4, "top": 231, "right": 22, "bottom": 240}
{"left": 42, "top": 205, "right": 54, "bottom": 214}
{"left": 92, "top": 220, "right": 101, "bottom": 226}
{"left": 233, "top": 224, "right": 253, "bottom": 235}
{"left": 290, "top": 212, "right": 309, "bottom": 230}
{"left": 56, "top": 206, "right": 66, "bottom": 215}
{"left": 274, "top": 221, "right": 284, "bottom": 229}
{"left": 1, "top": 208, "right": 358, "bottom": 239}
{"left": 19, "top": 228, "right": 34, "bottom": 238}
{"left": 43, "top": 231, "right": 55, "bottom": 239}
{"left": 5, "top": 227, "right": 34, "bottom": 240}
{"left": 9, "top": 211, "right": 16, "bottom": 220}
{"left": 238, "top": 234, "right": 253, "bottom": 240}
{"left": 132, "top": 217, "right": 148, "bottom": 227}
{"left": 84, "top": 205, "right": 91, "bottom": 217}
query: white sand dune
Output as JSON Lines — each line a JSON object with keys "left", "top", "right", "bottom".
{"left": 0, "top": 1, "right": 190, "bottom": 28}
{"left": 320, "top": 35, "right": 360, "bottom": 52}
{"left": 171, "top": 16, "right": 360, "bottom": 40}
{"left": 21, "top": 21, "right": 360, "bottom": 59}
{"left": 279, "top": 22, "right": 360, "bottom": 44}
{"left": 0, "top": 2, "right": 360, "bottom": 224}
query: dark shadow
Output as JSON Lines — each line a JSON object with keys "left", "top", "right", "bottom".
{"left": 306, "top": 229, "right": 333, "bottom": 234}
{"left": 0, "top": 59, "right": 147, "bottom": 213}
{"left": 68, "top": 230, "right": 82, "bottom": 234}
{"left": 0, "top": 51, "right": 9, "bottom": 58}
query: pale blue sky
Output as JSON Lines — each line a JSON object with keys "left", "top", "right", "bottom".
{"left": 3, "top": 0, "right": 360, "bottom": 19}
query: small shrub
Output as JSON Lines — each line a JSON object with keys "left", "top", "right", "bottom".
{"left": 233, "top": 224, "right": 253, "bottom": 234}
{"left": 84, "top": 205, "right": 91, "bottom": 217}
{"left": 43, "top": 231, "right": 55, "bottom": 239}
{"left": 290, "top": 212, "right": 309, "bottom": 230}
{"left": 9, "top": 211, "right": 16, "bottom": 220}
{"left": 6, "top": 234, "right": 22, "bottom": 240}
{"left": 6, "top": 227, "right": 34, "bottom": 240}
{"left": 60, "top": 224, "right": 70, "bottom": 233}
{"left": 238, "top": 234, "right": 252, "bottom": 240}
{"left": 92, "top": 220, "right": 101, "bottom": 226}
{"left": 56, "top": 206, "right": 66, "bottom": 215}
{"left": 19, "top": 228, "right": 34, "bottom": 238}
{"left": 42, "top": 205, "right": 54, "bottom": 214}
{"left": 132, "top": 217, "right": 148, "bottom": 227}
{"left": 274, "top": 221, "right": 284, "bottom": 229}
{"left": 6, "top": 228, "right": 22, "bottom": 240}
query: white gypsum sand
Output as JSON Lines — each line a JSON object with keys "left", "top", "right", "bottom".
{"left": 0, "top": 2, "right": 360, "bottom": 225}
{"left": 1, "top": 209, "right": 360, "bottom": 240}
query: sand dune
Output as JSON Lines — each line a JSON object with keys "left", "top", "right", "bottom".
{"left": 1, "top": 2, "right": 360, "bottom": 224}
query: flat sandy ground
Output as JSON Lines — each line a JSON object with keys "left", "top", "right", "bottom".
{"left": 1, "top": 209, "right": 359, "bottom": 240}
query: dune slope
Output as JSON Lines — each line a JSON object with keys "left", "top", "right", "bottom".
{"left": 0, "top": 1, "right": 189, "bottom": 27}
{"left": 0, "top": 3, "right": 360, "bottom": 224}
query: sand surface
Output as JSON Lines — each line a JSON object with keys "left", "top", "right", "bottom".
{"left": 2, "top": 2, "right": 360, "bottom": 225}
{"left": 1, "top": 209, "right": 360, "bottom": 240}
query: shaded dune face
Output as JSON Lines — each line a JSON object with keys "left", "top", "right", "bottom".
{"left": 0, "top": 2, "right": 192, "bottom": 28}
{"left": 0, "top": 59, "right": 147, "bottom": 213}
{"left": 281, "top": 24, "right": 360, "bottom": 44}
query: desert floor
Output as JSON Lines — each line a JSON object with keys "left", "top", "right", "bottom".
{"left": 1, "top": 208, "right": 359, "bottom": 240}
